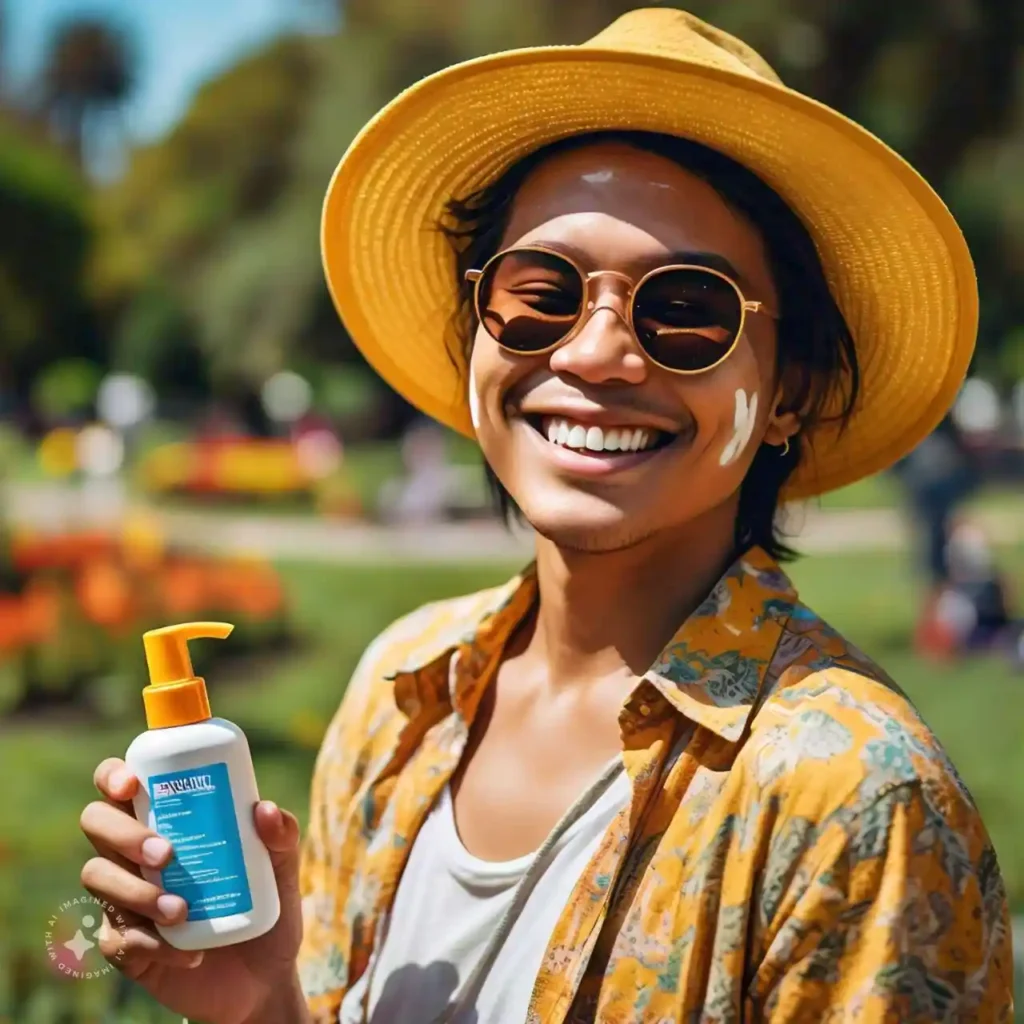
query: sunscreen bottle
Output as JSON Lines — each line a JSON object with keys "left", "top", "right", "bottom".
{"left": 125, "top": 621, "right": 280, "bottom": 951}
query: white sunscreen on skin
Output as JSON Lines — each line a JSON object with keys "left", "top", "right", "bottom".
{"left": 719, "top": 389, "right": 758, "bottom": 467}
{"left": 468, "top": 363, "right": 481, "bottom": 431}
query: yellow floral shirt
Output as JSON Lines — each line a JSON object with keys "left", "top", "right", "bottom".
{"left": 297, "top": 547, "right": 1014, "bottom": 1022}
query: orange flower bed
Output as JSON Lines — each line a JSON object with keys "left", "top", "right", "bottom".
{"left": 11, "top": 531, "right": 117, "bottom": 572}
{"left": 0, "top": 527, "right": 288, "bottom": 658}
{"left": 0, "top": 581, "right": 60, "bottom": 652}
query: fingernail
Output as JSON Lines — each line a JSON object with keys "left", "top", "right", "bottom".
{"left": 142, "top": 836, "right": 172, "bottom": 866}
{"left": 156, "top": 894, "right": 186, "bottom": 922}
{"left": 110, "top": 768, "right": 131, "bottom": 792}
{"left": 189, "top": 951, "right": 204, "bottom": 968}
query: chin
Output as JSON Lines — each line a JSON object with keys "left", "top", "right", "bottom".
{"left": 517, "top": 487, "right": 660, "bottom": 553}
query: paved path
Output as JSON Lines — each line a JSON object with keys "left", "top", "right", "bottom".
{"left": 3, "top": 482, "right": 1022, "bottom": 563}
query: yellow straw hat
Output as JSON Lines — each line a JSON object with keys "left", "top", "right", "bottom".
{"left": 321, "top": 8, "right": 977, "bottom": 499}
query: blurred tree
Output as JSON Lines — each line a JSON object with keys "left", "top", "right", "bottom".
{"left": 90, "top": 35, "right": 319, "bottom": 402}
{"left": 0, "top": 114, "right": 99, "bottom": 412}
{"left": 31, "top": 357, "right": 101, "bottom": 422}
{"left": 41, "top": 18, "right": 134, "bottom": 168}
{"left": 113, "top": 280, "right": 209, "bottom": 407}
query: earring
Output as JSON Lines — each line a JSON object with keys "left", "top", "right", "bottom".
{"left": 780, "top": 438, "right": 791, "bottom": 457}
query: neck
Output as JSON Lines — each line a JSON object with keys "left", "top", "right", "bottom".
{"left": 526, "top": 507, "right": 740, "bottom": 686}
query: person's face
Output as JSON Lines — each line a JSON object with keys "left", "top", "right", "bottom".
{"left": 468, "top": 142, "right": 799, "bottom": 552}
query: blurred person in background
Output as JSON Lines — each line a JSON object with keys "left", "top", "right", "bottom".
{"left": 892, "top": 414, "right": 981, "bottom": 593}
{"left": 76, "top": 9, "right": 1013, "bottom": 1024}
{"left": 894, "top": 413, "right": 1024, "bottom": 664}
{"left": 378, "top": 419, "right": 477, "bottom": 524}
{"left": 916, "top": 516, "right": 1024, "bottom": 669}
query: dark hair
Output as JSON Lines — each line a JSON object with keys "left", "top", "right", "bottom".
{"left": 438, "top": 130, "right": 860, "bottom": 561}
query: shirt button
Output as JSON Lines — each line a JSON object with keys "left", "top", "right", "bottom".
{"left": 638, "top": 702, "right": 652, "bottom": 717}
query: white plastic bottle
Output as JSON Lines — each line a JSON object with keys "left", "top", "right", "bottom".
{"left": 125, "top": 621, "right": 280, "bottom": 951}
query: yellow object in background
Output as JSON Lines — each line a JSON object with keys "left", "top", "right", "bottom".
{"left": 121, "top": 509, "right": 166, "bottom": 570}
{"left": 38, "top": 428, "right": 79, "bottom": 477}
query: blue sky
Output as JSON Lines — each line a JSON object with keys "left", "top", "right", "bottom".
{"left": 5, "top": 0, "right": 336, "bottom": 145}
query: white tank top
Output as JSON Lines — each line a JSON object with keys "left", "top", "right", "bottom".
{"left": 339, "top": 759, "right": 631, "bottom": 1023}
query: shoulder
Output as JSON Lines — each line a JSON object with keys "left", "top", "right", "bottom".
{"left": 349, "top": 576, "right": 527, "bottom": 688}
{"left": 734, "top": 604, "right": 1009, "bottom": 950}
{"left": 740, "top": 599, "right": 978, "bottom": 826}
{"left": 324, "top": 573, "right": 528, "bottom": 745}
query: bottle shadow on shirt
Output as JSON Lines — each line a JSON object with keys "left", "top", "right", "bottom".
{"left": 371, "top": 960, "right": 481, "bottom": 1024}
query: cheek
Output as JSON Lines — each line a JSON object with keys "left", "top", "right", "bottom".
{"left": 684, "top": 341, "right": 769, "bottom": 468}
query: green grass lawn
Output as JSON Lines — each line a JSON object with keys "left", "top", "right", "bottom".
{"left": 2, "top": 548, "right": 1022, "bottom": 1020}
{"left": 819, "top": 471, "right": 1024, "bottom": 512}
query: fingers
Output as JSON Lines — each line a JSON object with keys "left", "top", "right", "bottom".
{"left": 80, "top": 799, "right": 174, "bottom": 871}
{"left": 81, "top": 856, "right": 188, "bottom": 927}
{"left": 96, "top": 915, "right": 204, "bottom": 978}
{"left": 254, "top": 801, "right": 301, "bottom": 898}
{"left": 94, "top": 758, "right": 139, "bottom": 808}
{"left": 254, "top": 800, "right": 300, "bottom": 855}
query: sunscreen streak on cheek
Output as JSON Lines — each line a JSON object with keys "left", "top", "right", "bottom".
{"left": 719, "top": 388, "right": 759, "bottom": 467}
{"left": 468, "top": 363, "right": 481, "bottom": 432}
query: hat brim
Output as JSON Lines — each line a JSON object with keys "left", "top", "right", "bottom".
{"left": 322, "top": 46, "right": 976, "bottom": 499}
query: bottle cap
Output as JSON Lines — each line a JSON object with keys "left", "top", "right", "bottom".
{"left": 141, "top": 622, "right": 234, "bottom": 729}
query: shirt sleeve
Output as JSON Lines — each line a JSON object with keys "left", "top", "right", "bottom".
{"left": 296, "top": 635, "right": 389, "bottom": 1019}
{"left": 752, "top": 780, "right": 1014, "bottom": 1023}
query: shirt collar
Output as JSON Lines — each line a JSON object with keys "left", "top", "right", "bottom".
{"left": 643, "top": 546, "right": 797, "bottom": 741}
{"left": 386, "top": 546, "right": 797, "bottom": 743}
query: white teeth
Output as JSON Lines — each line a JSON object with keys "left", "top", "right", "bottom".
{"left": 538, "top": 418, "right": 661, "bottom": 453}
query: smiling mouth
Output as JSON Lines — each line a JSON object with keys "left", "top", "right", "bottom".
{"left": 525, "top": 416, "right": 677, "bottom": 455}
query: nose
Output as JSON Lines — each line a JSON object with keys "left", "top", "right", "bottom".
{"left": 548, "top": 287, "right": 648, "bottom": 386}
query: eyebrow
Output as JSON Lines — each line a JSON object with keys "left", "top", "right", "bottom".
{"left": 533, "top": 239, "right": 752, "bottom": 291}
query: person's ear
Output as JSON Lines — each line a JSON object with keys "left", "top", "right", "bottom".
{"left": 762, "top": 382, "right": 801, "bottom": 447}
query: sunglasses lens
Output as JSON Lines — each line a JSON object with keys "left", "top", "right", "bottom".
{"left": 633, "top": 267, "right": 742, "bottom": 371}
{"left": 476, "top": 250, "right": 583, "bottom": 352}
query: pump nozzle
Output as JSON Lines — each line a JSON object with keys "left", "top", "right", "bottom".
{"left": 144, "top": 621, "right": 234, "bottom": 686}
{"left": 141, "top": 622, "right": 234, "bottom": 728}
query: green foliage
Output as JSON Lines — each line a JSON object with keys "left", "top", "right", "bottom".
{"left": 90, "top": 36, "right": 318, "bottom": 299}
{"left": 113, "top": 281, "right": 208, "bottom": 399}
{"left": 0, "top": 118, "right": 96, "bottom": 391}
{"left": 31, "top": 359, "right": 101, "bottom": 422}
{"left": 312, "top": 365, "right": 381, "bottom": 422}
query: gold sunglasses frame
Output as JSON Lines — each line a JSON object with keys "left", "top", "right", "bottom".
{"left": 464, "top": 244, "right": 778, "bottom": 376}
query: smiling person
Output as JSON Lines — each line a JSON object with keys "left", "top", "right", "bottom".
{"left": 78, "top": 9, "right": 1013, "bottom": 1024}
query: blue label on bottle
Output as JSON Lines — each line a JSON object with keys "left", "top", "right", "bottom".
{"left": 148, "top": 762, "right": 252, "bottom": 921}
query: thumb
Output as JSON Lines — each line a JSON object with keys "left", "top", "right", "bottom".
{"left": 253, "top": 800, "right": 301, "bottom": 901}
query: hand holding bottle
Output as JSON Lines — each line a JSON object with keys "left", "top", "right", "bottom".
{"left": 80, "top": 758, "right": 308, "bottom": 1023}
{"left": 78, "top": 622, "right": 312, "bottom": 1024}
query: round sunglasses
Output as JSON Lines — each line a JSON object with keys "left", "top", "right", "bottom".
{"left": 465, "top": 245, "right": 777, "bottom": 375}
